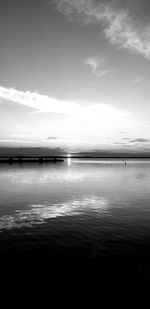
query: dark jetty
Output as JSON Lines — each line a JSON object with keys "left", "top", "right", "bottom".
{"left": 0, "top": 156, "right": 64, "bottom": 164}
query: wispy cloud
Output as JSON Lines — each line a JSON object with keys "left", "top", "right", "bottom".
{"left": 46, "top": 137, "right": 57, "bottom": 140}
{"left": 0, "top": 86, "right": 131, "bottom": 120}
{"left": 130, "top": 138, "right": 150, "bottom": 143}
{"left": 123, "top": 137, "right": 132, "bottom": 141}
{"left": 122, "top": 137, "right": 150, "bottom": 144}
{"left": 131, "top": 77, "right": 144, "bottom": 84}
{"left": 54, "top": 0, "right": 150, "bottom": 59}
{"left": 0, "top": 86, "right": 80, "bottom": 115}
{"left": 84, "top": 56, "right": 113, "bottom": 77}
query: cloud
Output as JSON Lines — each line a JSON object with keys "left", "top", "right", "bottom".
{"left": 122, "top": 137, "right": 150, "bottom": 144}
{"left": 130, "top": 138, "right": 150, "bottom": 143}
{"left": 131, "top": 77, "right": 144, "bottom": 83}
{"left": 0, "top": 86, "right": 131, "bottom": 121}
{"left": 46, "top": 137, "right": 57, "bottom": 140}
{"left": 54, "top": 0, "right": 150, "bottom": 59}
{"left": 0, "top": 86, "right": 80, "bottom": 115}
{"left": 84, "top": 57, "right": 113, "bottom": 77}
{"left": 85, "top": 56, "right": 103, "bottom": 71}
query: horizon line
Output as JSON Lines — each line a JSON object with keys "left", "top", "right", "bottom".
{"left": 1, "top": 156, "right": 150, "bottom": 159}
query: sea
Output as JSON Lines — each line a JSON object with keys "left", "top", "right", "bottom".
{"left": 0, "top": 158, "right": 150, "bottom": 283}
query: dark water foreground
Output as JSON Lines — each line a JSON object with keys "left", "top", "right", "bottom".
{"left": 0, "top": 221, "right": 150, "bottom": 285}
{"left": 0, "top": 159, "right": 150, "bottom": 289}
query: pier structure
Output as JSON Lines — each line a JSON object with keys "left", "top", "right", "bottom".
{"left": 0, "top": 156, "right": 65, "bottom": 164}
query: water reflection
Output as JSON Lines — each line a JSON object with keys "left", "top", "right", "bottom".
{"left": 0, "top": 196, "right": 108, "bottom": 230}
{"left": 135, "top": 172, "right": 147, "bottom": 180}
{"left": 0, "top": 160, "right": 150, "bottom": 232}
{"left": 0, "top": 167, "right": 88, "bottom": 184}
{"left": 67, "top": 154, "right": 72, "bottom": 166}
{"left": 67, "top": 157, "right": 71, "bottom": 166}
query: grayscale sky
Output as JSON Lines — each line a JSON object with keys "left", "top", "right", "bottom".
{"left": 0, "top": 0, "right": 150, "bottom": 154}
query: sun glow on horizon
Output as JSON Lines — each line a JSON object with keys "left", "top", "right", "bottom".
{"left": 0, "top": 85, "right": 149, "bottom": 153}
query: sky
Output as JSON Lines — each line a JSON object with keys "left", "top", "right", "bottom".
{"left": 0, "top": 0, "right": 150, "bottom": 155}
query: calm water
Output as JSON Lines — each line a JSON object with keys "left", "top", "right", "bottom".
{"left": 1, "top": 159, "right": 150, "bottom": 277}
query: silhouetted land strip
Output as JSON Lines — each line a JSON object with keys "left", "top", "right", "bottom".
{"left": 0, "top": 155, "right": 150, "bottom": 164}
{"left": 1, "top": 156, "right": 150, "bottom": 158}
{"left": 0, "top": 156, "right": 65, "bottom": 163}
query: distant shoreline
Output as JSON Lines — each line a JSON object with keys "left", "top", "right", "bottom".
{"left": 0, "top": 156, "right": 150, "bottom": 164}
{"left": 0, "top": 156, "right": 150, "bottom": 159}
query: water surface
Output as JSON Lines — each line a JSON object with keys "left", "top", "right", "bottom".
{"left": 0, "top": 159, "right": 150, "bottom": 277}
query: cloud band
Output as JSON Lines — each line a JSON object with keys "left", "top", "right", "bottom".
{"left": 54, "top": 0, "right": 150, "bottom": 59}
